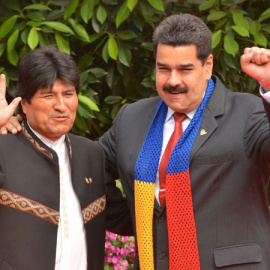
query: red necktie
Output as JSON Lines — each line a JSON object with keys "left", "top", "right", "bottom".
{"left": 158, "top": 113, "right": 187, "bottom": 206}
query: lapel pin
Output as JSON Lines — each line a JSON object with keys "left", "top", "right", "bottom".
{"left": 85, "top": 177, "right": 93, "bottom": 184}
{"left": 200, "top": 129, "right": 207, "bottom": 136}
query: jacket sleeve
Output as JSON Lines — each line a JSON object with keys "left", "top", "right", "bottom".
{"left": 98, "top": 109, "right": 133, "bottom": 235}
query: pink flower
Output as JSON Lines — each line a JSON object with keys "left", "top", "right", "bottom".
{"left": 122, "top": 260, "right": 129, "bottom": 267}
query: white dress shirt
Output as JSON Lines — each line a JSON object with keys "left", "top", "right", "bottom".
{"left": 29, "top": 125, "right": 87, "bottom": 270}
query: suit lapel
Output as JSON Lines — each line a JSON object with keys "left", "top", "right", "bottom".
{"left": 190, "top": 76, "right": 227, "bottom": 162}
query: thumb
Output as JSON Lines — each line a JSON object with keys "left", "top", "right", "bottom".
{"left": 240, "top": 53, "right": 252, "bottom": 71}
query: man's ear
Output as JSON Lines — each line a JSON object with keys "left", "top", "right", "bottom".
{"left": 20, "top": 99, "right": 27, "bottom": 114}
{"left": 204, "top": 54, "right": 213, "bottom": 80}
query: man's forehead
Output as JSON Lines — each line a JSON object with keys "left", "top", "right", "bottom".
{"left": 37, "top": 83, "right": 76, "bottom": 94}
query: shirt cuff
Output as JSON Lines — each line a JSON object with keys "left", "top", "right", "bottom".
{"left": 260, "top": 86, "right": 270, "bottom": 103}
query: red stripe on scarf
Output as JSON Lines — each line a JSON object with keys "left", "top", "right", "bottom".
{"left": 166, "top": 169, "right": 200, "bottom": 269}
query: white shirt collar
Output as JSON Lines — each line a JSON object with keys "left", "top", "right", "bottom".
{"left": 165, "top": 107, "right": 197, "bottom": 123}
{"left": 27, "top": 121, "right": 65, "bottom": 149}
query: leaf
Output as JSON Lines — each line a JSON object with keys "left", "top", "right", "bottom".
{"left": 224, "top": 35, "right": 239, "bottom": 57}
{"left": 212, "top": 30, "right": 222, "bottom": 49}
{"left": 199, "top": 0, "right": 215, "bottom": 11}
{"left": 97, "top": 5, "right": 107, "bottom": 24}
{"left": 127, "top": 0, "right": 138, "bottom": 11}
{"left": 0, "top": 43, "right": 6, "bottom": 57}
{"left": 252, "top": 33, "right": 267, "bottom": 47}
{"left": 38, "top": 32, "right": 51, "bottom": 47}
{"left": 259, "top": 8, "right": 270, "bottom": 22}
{"left": 250, "top": 21, "right": 261, "bottom": 36}
{"left": 147, "top": 0, "right": 164, "bottom": 11}
{"left": 75, "top": 113, "right": 88, "bottom": 131}
{"left": 207, "top": 11, "right": 227, "bottom": 22}
{"left": 7, "top": 49, "right": 19, "bottom": 66}
{"left": 3, "top": 0, "right": 21, "bottom": 12}
{"left": 231, "top": 26, "right": 250, "bottom": 37}
{"left": 80, "top": 0, "right": 95, "bottom": 23}
{"left": 68, "top": 18, "right": 90, "bottom": 42}
{"left": 23, "top": 4, "right": 51, "bottom": 11}
{"left": 223, "top": 53, "right": 237, "bottom": 69}
{"left": 0, "top": 15, "right": 18, "bottom": 39}
{"left": 115, "top": 3, "right": 130, "bottom": 28}
{"left": 118, "top": 41, "right": 131, "bottom": 66}
{"left": 7, "top": 30, "right": 19, "bottom": 66}
{"left": 47, "top": 10, "right": 64, "bottom": 21}
{"left": 64, "top": 0, "right": 79, "bottom": 20}
{"left": 117, "top": 30, "right": 137, "bottom": 40}
{"left": 89, "top": 33, "right": 100, "bottom": 43}
{"left": 231, "top": 9, "right": 249, "bottom": 30}
{"left": 77, "top": 103, "right": 94, "bottom": 118}
{"left": 111, "top": 103, "right": 122, "bottom": 119}
{"left": 104, "top": 95, "right": 122, "bottom": 104}
{"left": 55, "top": 32, "right": 70, "bottom": 54}
{"left": 89, "top": 68, "right": 107, "bottom": 78}
{"left": 7, "top": 29, "right": 19, "bottom": 52}
{"left": 26, "top": 11, "right": 46, "bottom": 22}
{"left": 78, "top": 93, "right": 100, "bottom": 111}
{"left": 141, "top": 42, "right": 153, "bottom": 51}
{"left": 28, "top": 27, "right": 39, "bottom": 50}
{"left": 102, "top": 41, "right": 109, "bottom": 63}
{"left": 141, "top": 77, "right": 155, "bottom": 88}
{"left": 108, "top": 35, "right": 118, "bottom": 60}
{"left": 26, "top": 21, "right": 43, "bottom": 27}
{"left": 43, "top": 21, "right": 74, "bottom": 34}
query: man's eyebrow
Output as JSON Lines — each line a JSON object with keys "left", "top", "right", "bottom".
{"left": 64, "top": 89, "right": 76, "bottom": 92}
{"left": 156, "top": 62, "right": 194, "bottom": 68}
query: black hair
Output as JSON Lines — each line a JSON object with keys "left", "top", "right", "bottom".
{"left": 152, "top": 13, "right": 212, "bottom": 64}
{"left": 16, "top": 46, "right": 79, "bottom": 115}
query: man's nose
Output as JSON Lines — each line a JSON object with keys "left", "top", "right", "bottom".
{"left": 54, "top": 97, "right": 67, "bottom": 112}
{"left": 167, "top": 70, "right": 181, "bottom": 87}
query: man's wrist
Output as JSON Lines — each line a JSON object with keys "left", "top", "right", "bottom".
{"left": 259, "top": 77, "right": 270, "bottom": 91}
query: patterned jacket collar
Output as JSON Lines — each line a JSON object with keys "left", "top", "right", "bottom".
{"left": 21, "top": 120, "right": 72, "bottom": 161}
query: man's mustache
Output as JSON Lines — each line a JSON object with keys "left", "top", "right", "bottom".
{"left": 163, "top": 85, "right": 188, "bottom": 93}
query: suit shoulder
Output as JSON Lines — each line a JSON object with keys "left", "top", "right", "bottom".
{"left": 228, "top": 89, "right": 263, "bottom": 107}
{"left": 0, "top": 133, "right": 22, "bottom": 147}
{"left": 117, "top": 96, "right": 161, "bottom": 119}
{"left": 124, "top": 96, "right": 160, "bottom": 110}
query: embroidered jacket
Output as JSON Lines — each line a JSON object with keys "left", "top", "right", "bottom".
{"left": 0, "top": 121, "right": 132, "bottom": 270}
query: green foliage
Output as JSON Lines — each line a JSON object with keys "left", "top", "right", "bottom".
{"left": 0, "top": 0, "right": 270, "bottom": 141}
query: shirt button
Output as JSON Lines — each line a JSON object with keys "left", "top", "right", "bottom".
{"left": 159, "top": 252, "right": 165, "bottom": 259}
{"left": 158, "top": 216, "right": 165, "bottom": 223}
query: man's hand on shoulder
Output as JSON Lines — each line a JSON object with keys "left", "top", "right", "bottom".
{"left": 0, "top": 114, "right": 23, "bottom": 134}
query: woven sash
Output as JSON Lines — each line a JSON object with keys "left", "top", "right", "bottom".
{"left": 134, "top": 78, "right": 214, "bottom": 270}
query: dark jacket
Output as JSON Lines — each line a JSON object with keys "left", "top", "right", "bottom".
{"left": 0, "top": 121, "right": 132, "bottom": 270}
{"left": 99, "top": 76, "right": 270, "bottom": 269}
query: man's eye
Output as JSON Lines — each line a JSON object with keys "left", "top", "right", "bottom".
{"left": 65, "top": 92, "right": 75, "bottom": 96}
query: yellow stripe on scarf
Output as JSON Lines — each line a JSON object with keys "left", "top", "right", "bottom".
{"left": 134, "top": 180, "right": 156, "bottom": 270}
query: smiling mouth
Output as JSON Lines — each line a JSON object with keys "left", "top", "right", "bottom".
{"left": 51, "top": 116, "right": 69, "bottom": 121}
{"left": 168, "top": 90, "right": 187, "bottom": 94}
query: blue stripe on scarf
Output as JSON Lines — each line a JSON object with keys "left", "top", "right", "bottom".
{"left": 168, "top": 79, "right": 215, "bottom": 174}
{"left": 135, "top": 79, "right": 215, "bottom": 182}
{"left": 134, "top": 101, "right": 167, "bottom": 183}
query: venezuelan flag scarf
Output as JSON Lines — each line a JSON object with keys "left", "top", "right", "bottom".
{"left": 134, "top": 79, "right": 214, "bottom": 270}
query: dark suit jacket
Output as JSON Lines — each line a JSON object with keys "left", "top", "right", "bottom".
{"left": 99, "top": 75, "right": 270, "bottom": 269}
{"left": 0, "top": 121, "right": 132, "bottom": 270}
